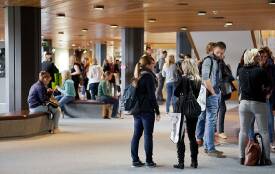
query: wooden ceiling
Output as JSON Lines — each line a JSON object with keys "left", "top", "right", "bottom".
{"left": 0, "top": 0, "right": 275, "bottom": 48}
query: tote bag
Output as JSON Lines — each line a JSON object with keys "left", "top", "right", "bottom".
{"left": 169, "top": 113, "right": 182, "bottom": 144}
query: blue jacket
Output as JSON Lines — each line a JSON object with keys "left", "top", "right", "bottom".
{"left": 28, "top": 81, "right": 49, "bottom": 109}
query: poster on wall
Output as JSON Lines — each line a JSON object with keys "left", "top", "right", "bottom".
{"left": 0, "top": 48, "right": 5, "bottom": 78}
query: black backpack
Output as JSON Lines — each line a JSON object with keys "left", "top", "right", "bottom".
{"left": 198, "top": 56, "right": 214, "bottom": 78}
{"left": 121, "top": 84, "right": 137, "bottom": 111}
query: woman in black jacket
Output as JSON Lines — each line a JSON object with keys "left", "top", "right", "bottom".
{"left": 131, "top": 55, "right": 160, "bottom": 168}
{"left": 174, "top": 59, "right": 201, "bottom": 169}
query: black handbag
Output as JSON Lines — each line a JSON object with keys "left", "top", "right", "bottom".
{"left": 177, "top": 78, "right": 201, "bottom": 119}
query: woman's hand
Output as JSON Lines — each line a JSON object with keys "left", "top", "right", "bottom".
{"left": 156, "top": 114, "right": 161, "bottom": 122}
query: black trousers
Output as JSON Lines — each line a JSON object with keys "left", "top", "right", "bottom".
{"left": 176, "top": 116, "right": 198, "bottom": 164}
{"left": 218, "top": 95, "right": 227, "bottom": 133}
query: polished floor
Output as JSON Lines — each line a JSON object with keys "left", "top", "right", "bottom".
{"left": 0, "top": 105, "right": 274, "bottom": 174}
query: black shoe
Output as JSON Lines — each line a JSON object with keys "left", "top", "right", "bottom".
{"left": 264, "top": 159, "right": 272, "bottom": 166}
{"left": 191, "top": 161, "right": 198, "bottom": 168}
{"left": 173, "top": 163, "right": 184, "bottom": 169}
{"left": 132, "top": 161, "right": 145, "bottom": 168}
{"left": 240, "top": 158, "right": 245, "bottom": 165}
{"left": 146, "top": 161, "right": 157, "bottom": 168}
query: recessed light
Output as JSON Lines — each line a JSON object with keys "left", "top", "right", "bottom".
{"left": 148, "top": 18, "right": 157, "bottom": 23}
{"left": 94, "top": 5, "right": 104, "bottom": 10}
{"left": 269, "top": 0, "right": 275, "bottom": 5}
{"left": 58, "top": 31, "right": 64, "bottom": 34}
{"left": 197, "top": 11, "right": 207, "bottom": 16}
{"left": 180, "top": 27, "right": 188, "bottom": 31}
{"left": 82, "top": 28, "right": 88, "bottom": 32}
{"left": 110, "top": 24, "right": 118, "bottom": 28}
{"left": 56, "top": 13, "right": 66, "bottom": 18}
{"left": 225, "top": 22, "right": 233, "bottom": 26}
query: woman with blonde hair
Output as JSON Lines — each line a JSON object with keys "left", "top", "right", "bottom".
{"left": 131, "top": 55, "right": 160, "bottom": 168}
{"left": 173, "top": 59, "right": 201, "bottom": 169}
{"left": 238, "top": 48, "right": 272, "bottom": 165}
{"left": 162, "top": 54, "right": 177, "bottom": 113}
{"left": 55, "top": 70, "right": 76, "bottom": 111}
{"left": 87, "top": 58, "right": 103, "bottom": 100}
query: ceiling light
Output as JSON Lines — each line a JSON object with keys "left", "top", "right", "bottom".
{"left": 58, "top": 31, "right": 64, "bottom": 34}
{"left": 72, "top": 44, "right": 76, "bottom": 47}
{"left": 225, "top": 22, "right": 233, "bottom": 26}
{"left": 197, "top": 11, "right": 207, "bottom": 16}
{"left": 180, "top": 27, "right": 188, "bottom": 31}
{"left": 94, "top": 5, "right": 104, "bottom": 10}
{"left": 110, "top": 24, "right": 118, "bottom": 28}
{"left": 56, "top": 13, "right": 66, "bottom": 18}
{"left": 82, "top": 28, "right": 88, "bottom": 32}
{"left": 268, "top": 0, "right": 275, "bottom": 5}
{"left": 148, "top": 18, "right": 157, "bottom": 23}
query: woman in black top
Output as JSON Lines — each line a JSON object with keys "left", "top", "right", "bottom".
{"left": 131, "top": 55, "right": 160, "bottom": 168}
{"left": 174, "top": 59, "right": 201, "bottom": 169}
{"left": 238, "top": 49, "right": 272, "bottom": 165}
{"left": 70, "top": 56, "right": 81, "bottom": 100}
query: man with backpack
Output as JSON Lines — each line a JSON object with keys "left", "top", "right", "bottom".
{"left": 197, "top": 42, "right": 227, "bottom": 158}
{"left": 155, "top": 50, "right": 167, "bottom": 102}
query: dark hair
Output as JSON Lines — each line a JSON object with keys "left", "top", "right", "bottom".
{"left": 39, "top": 71, "right": 51, "bottom": 80}
{"left": 259, "top": 46, "right": 272, "bottom": 58}
{"left": 45, "top": 52, "right": 52, "bottom": 56}
{"left": 179, "top": 53, "right": 185, "bottom": 59}
{"left": 146, "top": 46, "right": 151, "bottom": 51}
{"left": 162, "top": 50, "right": 167, "bottom": 54}
{"left": 103, "top": 71, "right": 112, "bottom": 79}
{"left": 214, "top": 41, "right": 226, "bottom": 50}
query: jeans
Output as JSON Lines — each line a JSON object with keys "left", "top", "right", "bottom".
{"left": 196, "top": 111, "right": 206, "bottom": 140}
{"left": 82, "top": 78, "right": 90, "bottom": 99}
{"left": 131, "top": 113, "right": 155, "bottom": 163}
{"left": 177, "top": 117, "right": 198, "bottom": 164}
{"left": 55, "top": 95, "right": 75, "bottom": 111}
{"left": 218, "top": 95, "right": 227, "bottom": 133}
{"left": 204, "top": 93, "right": 220, "bottom": 152}
{"left": 99, "top": 96, "right": 119, "bottom": 118}
{"left": 29, "top": 105, "right": 61, "bottom": 129}
{"left": 89, "top": 83, "right": 100, "bottom": 100}
{"left": 156, "top": 74, "right": 165, "bottom": 101}
{"left": 239, "top": 100, "right": 270, "bottom": 159}
{"left": 166, "top": 82, "right": 176, "bottom": 113}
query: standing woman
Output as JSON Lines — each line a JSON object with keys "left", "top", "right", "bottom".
{"left": 238, "top": 49, "right": 272, "bottom": 165}
{"left": 87, "top": 58, "right": 102, "bottom": 100}
{"left": 70, "top": 56, "right": 81, "bottom": 100}
{"left": 131, "top": 55, "right": 160, "bottom": 168}
{"left": 162, "top": 54, "right": 177, "bottom": 113}
{"left": 174, "top": 59, "right": 201, "bottom": 169}
{"left": 81, "top": 56, "right": 91, "bottom": 99}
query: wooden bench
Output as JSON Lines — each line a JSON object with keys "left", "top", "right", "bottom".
{"left": 0, "top": 111, "right": 53, "bottom": 138}
{"left": 64, "top": 100, "right": 111, "bottom": 119}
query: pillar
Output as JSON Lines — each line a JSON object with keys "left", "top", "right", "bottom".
{"left": 5, "top": 6, "right": 41, "bottom": 112}
{"left": 121, "top": 28, "right": 144, "bottom": 92}
{"left": 95, "top": 43, "right": 107, "bottom": 66}
{"left": 176, "top": 32, "right": 192, "bottom": 59}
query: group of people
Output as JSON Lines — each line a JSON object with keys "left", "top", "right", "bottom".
{"left": 129, "top": 43, "right": 275, "bottom": 169}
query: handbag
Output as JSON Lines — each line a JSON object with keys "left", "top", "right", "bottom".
{"left": 180, "top": 78, "right": 201, "bottom": 119}
{"left": 46, "top": 99, "right": 59, "bottom": 108}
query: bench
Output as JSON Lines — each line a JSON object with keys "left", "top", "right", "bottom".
{"left": 0, "top": 111, "right": 53, "bottom": 138}
{"left": 64, "top": 100, "right": 112, "bottom": 119}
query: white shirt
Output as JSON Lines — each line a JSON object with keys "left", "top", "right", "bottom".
{"left": 87, "top": 65, "right": 102, "bottom": 84}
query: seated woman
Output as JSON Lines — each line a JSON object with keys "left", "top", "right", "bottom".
{"left": 27, "top": 71, "right": 61, "bottom": 133}
{"left": 98, "top": 71, "right": 119, "bottom": 119}
{"left": 55, "top": 70, "right": 76, "bottom": 111}
{"left": 238, "top": 49, "right": 272, "bottom": 165}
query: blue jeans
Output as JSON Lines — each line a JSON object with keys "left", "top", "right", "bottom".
{"left": 196, "top": 110, "right": 206, "bottom": 140}
{"left": 204, "top": 93, "right": 220, "bottom": 152}
{"left": 131, "top": 113, "right": 155, "bottom": 163}
{"left": 99, "top": 96, "right": 119, "bottom": 118}
{"left": 166, "top": 82, "right": 176, "bottom": 113}
{"left": 56, "top": 95, "right": 75, "bottom": 111}
{"left": 89, "top": 83, "right": 99, "bottom": 100}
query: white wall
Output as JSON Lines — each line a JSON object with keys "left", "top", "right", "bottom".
{"left": 191, "top": 31, "right": 254, "bottom": 77}
{"left": 0, "top": 41, "right": 7, "bottom": 113}
{"left": 54, "top": 48, "right": 70, "bottom": 72}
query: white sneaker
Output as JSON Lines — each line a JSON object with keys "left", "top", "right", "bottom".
{"left": 218, "top": 133, "right": 227, "bottom": 139}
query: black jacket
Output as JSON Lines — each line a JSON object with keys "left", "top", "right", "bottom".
{"left": 174, "top": 76, "right": 201, "bottom": 99}
{"left": 136, "top": 69, "right": 160, "bottom": 115}
{"left": 42, "top": 61, "right": 59, "bottom": 82}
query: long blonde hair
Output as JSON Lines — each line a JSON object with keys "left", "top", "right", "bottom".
{"left": 165, "top": 54, "right": 175, "bottom": 67}
{"left": 62, "top": 70, "right": 71, "bottom": 85}
{"left": 181, "top": 59, "right": 201, "bottom": 81}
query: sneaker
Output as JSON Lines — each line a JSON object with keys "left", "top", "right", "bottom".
{"left": 190, "top": 161, "right": 198, "bottom": 168}
{"left": 132, "top": 161, "right": 145, "bottom": 168}
{"left": 173, "top": 163, "right": 184, "bottom": 169}
{"left": 264, "top": 159, "right": 273, "bottom": 166}
{"left": 146, "top": 161, "right": 157, "bottom": 168}
{"left": 218, "top": 133, "right": 228, "bottom": 139}
{"left": 208, "top": 150, "right": 226, "bottom": 158}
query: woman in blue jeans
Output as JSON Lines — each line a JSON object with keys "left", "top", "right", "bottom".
{"left": 131, "top": 55, "right": 160, "bottom": 168}
{"left": 162, "top": 54, "right": 177, "bottom": 113}
{"left": 55, "top": 70, "right": 76, "bottom": 111}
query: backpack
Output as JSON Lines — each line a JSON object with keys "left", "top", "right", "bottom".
{"left": 121, "top": 84, "right": 137, "bottom": 111}
{"left": 198, "top": 56, "right": 214, "bottom": 78}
